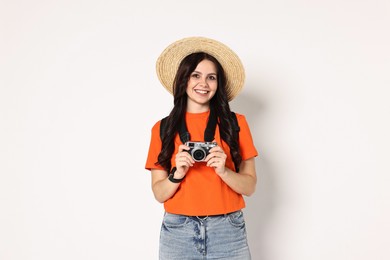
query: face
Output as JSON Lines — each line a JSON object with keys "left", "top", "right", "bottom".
{"left": 186, "top": 59, "right": 218, "bottom": 112}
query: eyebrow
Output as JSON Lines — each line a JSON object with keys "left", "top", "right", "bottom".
{"left": 192, "top": 70, "right": 217, "bottom": 76}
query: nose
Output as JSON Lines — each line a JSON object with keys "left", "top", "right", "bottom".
{"left": 198, "top": 76, "right": 208, "bottom": 87}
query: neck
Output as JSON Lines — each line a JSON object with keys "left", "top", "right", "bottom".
{"left": 186, "top": 102, "right": 210, "bottom": 113}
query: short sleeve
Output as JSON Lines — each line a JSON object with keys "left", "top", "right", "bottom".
{"left": 236, "top": 114, "right": 258, "bottom": 160}
{"left": 145, "top": 121, "right": 165, "bottom": 171}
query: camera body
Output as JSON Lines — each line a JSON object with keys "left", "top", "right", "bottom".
{"left": 185, "top": 141, "right": 217, "bottom": 162}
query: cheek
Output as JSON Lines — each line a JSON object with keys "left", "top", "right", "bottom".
{"left": 210, "top": 82, "right": 218, "bottom": 91}
{"left": 187, "top": 78, "right": 196, "bottom": 88}
{"left": 186, "top": 82, "right": 194, "bottom": 96}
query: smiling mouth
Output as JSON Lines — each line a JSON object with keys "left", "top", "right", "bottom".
{"left": 195, "top": 89, "right": 209, "bottom": 94}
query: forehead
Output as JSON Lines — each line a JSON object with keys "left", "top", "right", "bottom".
{"left": 194, "top": 59, "right": 217, "bottom": 73}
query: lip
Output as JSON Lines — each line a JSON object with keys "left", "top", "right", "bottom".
{"left": 194, "top": 89, "right": 209, "bottom": 94}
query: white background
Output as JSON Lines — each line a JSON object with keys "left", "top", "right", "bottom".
{"left": 1, "top": 0, "right": 389, "bottom": 259}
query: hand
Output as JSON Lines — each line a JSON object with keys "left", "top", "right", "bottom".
{"left": 205, "top": 143, "right": 227, "bottom": 175}
{"left": 174, "top": 144, "right": 195, "bottom": 178}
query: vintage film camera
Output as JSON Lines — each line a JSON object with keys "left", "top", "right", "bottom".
{"left": 185, "top": 141, "right": 217, "bottom": 162}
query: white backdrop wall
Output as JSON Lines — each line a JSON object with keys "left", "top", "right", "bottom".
{"left": 1, "top": 0, "right": 389, "bottom": 259}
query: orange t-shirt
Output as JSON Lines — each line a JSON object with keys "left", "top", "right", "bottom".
{"left": 145, "top": 111, "right": 258, "bottom": 216}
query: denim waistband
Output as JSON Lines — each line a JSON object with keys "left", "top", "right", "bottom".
{"left": 191, "top": 210, "right": 241, "bottom": 220}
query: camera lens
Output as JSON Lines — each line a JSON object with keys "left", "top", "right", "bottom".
{"left": 192, "top": 149, "right": 206, "bottom": 161}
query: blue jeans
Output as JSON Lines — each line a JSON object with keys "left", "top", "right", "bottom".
{"left": 159, "top": 210, "right": 251, "bottom": 260}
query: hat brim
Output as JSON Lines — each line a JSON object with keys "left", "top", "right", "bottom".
{"left": 156, "top": 37, "right": 245, "bottom": 101}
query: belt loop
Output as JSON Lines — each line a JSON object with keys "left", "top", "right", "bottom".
{"left": 196, "top": 216, "right": 209, "bottom": 222}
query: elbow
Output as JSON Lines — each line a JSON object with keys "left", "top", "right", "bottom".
{"left": 243, "top": 185, "right": 256, "bottom": 197}
{"left": 154, "top": 196, "right": 166, "bottom": 204}
{"left": 152, "top": 188, "right": 167, "bottom": 203}
{"left": 242, "top": 175, "right": 257, "bottom": 197}
{"left": 152, "top": 185, "right": 165, "bottom": 203}
{"left": 152, "top": 186, "right": 169, "bottom": 203}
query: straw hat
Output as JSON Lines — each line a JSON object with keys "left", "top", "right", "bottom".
{"left": 156, "top": 37, "right": 245, "bottom": 101}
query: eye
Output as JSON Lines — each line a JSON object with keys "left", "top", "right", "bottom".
{"left": 208, "top": 75, "right": 217, "bottom": 80}
{"left": 191, "top": 73, "right": 200, "bottom": 78}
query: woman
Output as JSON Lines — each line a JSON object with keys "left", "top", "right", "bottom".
{"left": 145, "top": 37, "right": 258, "bottom": 259}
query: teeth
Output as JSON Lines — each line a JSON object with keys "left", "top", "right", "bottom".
{"left": 195, "top": 90, "right": 208, "bottom": 94}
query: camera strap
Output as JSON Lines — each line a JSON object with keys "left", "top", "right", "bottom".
{"left": 159, "top": 109, "right": 240, "bottom": 172}
{"left": 178, "top": 106, "right": 217, "bottom": 143}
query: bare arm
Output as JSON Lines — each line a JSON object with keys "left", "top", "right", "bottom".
{"left": 217, "top": 158, "right": 257, "bottom": 196}
{"left": 151, "top": 144, "right": 194, "bottom": 203}
{"left": 206, "top": 145, "right": 257, "bottom": 196}
{"left": 151, "top": 169, "right": 180, "bottom": 203}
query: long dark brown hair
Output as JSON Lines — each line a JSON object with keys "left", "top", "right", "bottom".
{"left": 156, "top": 52, "right": 242, "bottom": 172}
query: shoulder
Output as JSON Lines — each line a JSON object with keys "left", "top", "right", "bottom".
{"left": 231, "top": 111, "right": 244, "bottom": 119}
{"left": 230, "top": 111, "right": 247, "bottom": 124}
{"left": 150, "top": 114, "right": 171, "bottom": 136}
{"left": 230, "top": 112, "right": 254, "bottom": 134}
{"left": 150, "top": 119, "right": 163, "bottom": 136}
{"left": 151, "top": 120, "right": 161, "bottom": 130}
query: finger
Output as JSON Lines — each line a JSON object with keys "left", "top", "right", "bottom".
{"left": 209, "top": 145, "right": 224, "bottom": 153}
{"left": 176, "top": 149, "right": 192, "bottom": 160}
{"left": 204, "top": 153, "right": 216, "bottom": 162}
{"left": 176, "top": 154, "right": 194, "bottom": 166}
{"left": 178, "top": 144, "right": 190, "bottom": 152}
{"left": 177, "top": 162, "right": 192, "bottom": 169}
{"left": 205, "top": 151, "right": 226, "bottom": 162}
{"left": 178, "top": 152, "right": 195, "bottom": 164}
{"left": 177, "top": 160, "right": 192, "bottom": 169}
{"left": 207, "top": 157, "right": 223, "bottom": 167}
